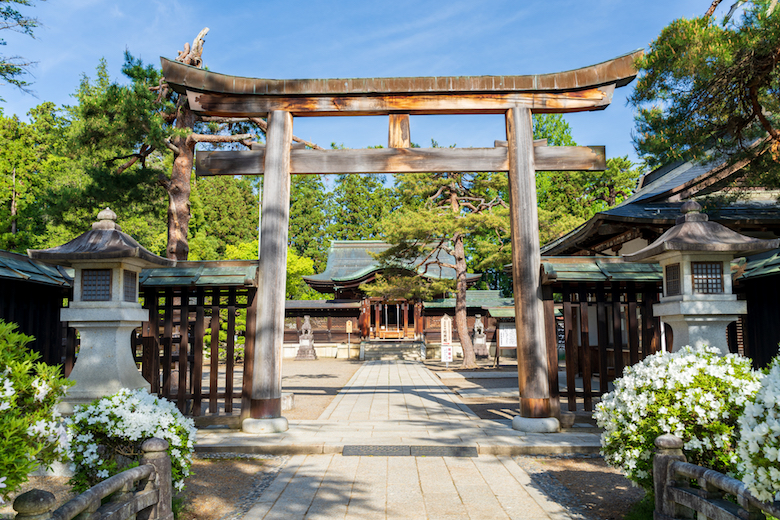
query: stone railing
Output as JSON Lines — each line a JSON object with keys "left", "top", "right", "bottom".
{"left": 13, "top": 438, "right": 173, "bottom": 520}
{"left": 654, "top": 434, "right": 780, "bottom": 520}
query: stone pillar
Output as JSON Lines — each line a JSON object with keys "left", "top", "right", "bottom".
{"left": 506, "top": 106, "right": 558, "bottom": 432}
{"left": 245, "top": 110, "right": 292, "bottom": 434}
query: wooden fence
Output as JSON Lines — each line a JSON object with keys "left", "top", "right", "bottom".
{"left": 134, "top": 286, "right": 255, "bottom": 418}
{"left": 653, "top": 434, "right": 780, "bottom": 520}
{"left": 12, "top": 438, "right": 172, "bottom": 520}
{"left": 547, "top": 281, "right": 665, "bottom": 412}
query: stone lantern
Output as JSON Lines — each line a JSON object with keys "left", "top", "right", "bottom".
{"left": 623, "top": 201, "right": 779, "bottom": 355}
{"left": 29, "top": 208, "right": 174, "bottom": 412}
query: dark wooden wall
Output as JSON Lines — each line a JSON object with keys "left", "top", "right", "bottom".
{"left": 0, "top": 279, "right": 71, "bottom": 367}
{"left": 742, "top": 277, "right": 780, "bottom": 368}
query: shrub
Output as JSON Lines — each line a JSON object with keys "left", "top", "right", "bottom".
{"left": 595, "top": 345, "right": 761, "bottom": 491}
{"left": 67, "top": 388, "right": 197, "bottom": 493}
{"left": 0, "top": 319, "right": 71, "bottom": 504}
{"left": 738, "top": 353, "right": 780, "bottom": 502}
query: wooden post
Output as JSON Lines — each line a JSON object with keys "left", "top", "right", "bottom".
{"left": 374, "top": 302, "right": 381, "bottom": 339}
{"left": 506, "top": 106, "right": 552, "bottom": 420}
{"left": 225, "top": 288, "right": 236, "bottom": 413}
{"left": 177, "top": 288, "right": 189, "bottom": 413}
{"left": 596, "top": 285, "right": 610, "bottom": 392}
{"left": 403, "top": 302, "right": 409, "bottom": 338}
{"left": 249, "top": 110, "right": 293, "bottom": 421}
{"left": 209, "top": 289, "right": 219, "bottom": 415}
{"left": 389, "top": 114, "right": 411, "bottom": 148}
{"left": 542, "top": 285, "right": 561, "bottom": 419}
{"left": 241, "top": 288, "right": 257, "bottom": 422}
{"left": 578, "top": 284, "right": 593, "bottom": 411}
{"left": 192, "top": 288, "right": 205, "bottom": 416}
{"left": 653, "top": 434, "right": 687, "bottom": 519}
{"left": 611, "top": 285, "right": 625, "bottom": 378}
{"left": 563, "top": 283, "right": 576, "bottom": 411}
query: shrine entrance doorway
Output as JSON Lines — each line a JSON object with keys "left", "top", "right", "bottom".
{"left": 160, "top": 49, "right": 641, "bottom": 431}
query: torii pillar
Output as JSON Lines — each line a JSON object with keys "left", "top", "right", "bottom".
{"left": 243, "top": 110, "right": 293, "bottom": 433}
{"left": 506, "top": 107, "right": 558, "bottom": 432}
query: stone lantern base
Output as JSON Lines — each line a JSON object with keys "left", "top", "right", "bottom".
{"left": 58, "top": 308, "right": 151, "bottom": 415}
{"left": 655, "top": 300, "right": 746, "bottom": 356}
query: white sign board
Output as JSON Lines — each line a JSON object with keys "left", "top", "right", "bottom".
{"left": 441, "top": 345, "right": 453, "bottom": 363}
{"left": 441, "top": 314, "right": 453, "bottom": 345}
{"left": 498, "top": 322, "right": 517, "bottom": 348}
{"left": 346, "top": 320, "right": 353, "bottom": 334}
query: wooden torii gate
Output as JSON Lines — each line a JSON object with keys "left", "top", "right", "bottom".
{"left": 161, "top": 50, "right": 641, "bottom": 431}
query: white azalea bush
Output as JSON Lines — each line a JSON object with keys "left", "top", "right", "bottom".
{"left": 0, "top": 319, "right": 71, "bottom": 504}
{"left": 738, "top": 354, "right": 780, "bottom": 502}
{"left": 67, "top": 388, "right": 197, "bottom": 493}
{"left": 595, "top": 345, "right": 761, "bottom": 491}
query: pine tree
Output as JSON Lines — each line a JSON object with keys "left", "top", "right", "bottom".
{"left": 631, "top": 0, "right": 780, "bottom": 187}
{"left": 289, "top": 175, "right": 329, "bottom": 271}
{"left": 327, "top": 172, "right": 396, "bottom": 242}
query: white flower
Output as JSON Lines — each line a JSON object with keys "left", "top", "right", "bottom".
{"left": 68, "top": 388, "right": 196, "bottom": 493}
{"left": 96, "top": 469, "right": 109, "bottom": 479}
{"left": 31, "top": 378, "right": 51, "bottom": 402}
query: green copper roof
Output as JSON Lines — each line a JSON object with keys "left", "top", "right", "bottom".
{"left": 304, "top": 240, "right": 480, "bottom": 290}
{"left": 140, "top": 261, "right": 257, "bottom": 287}
{"left": 0, "top": 250, "right": 72, "bottom": 287}
{"left": 736, "top": 248, "right": 780, "bottom": 280}
{"left": 424, "top": 290, "right": 513, "bottom": 309}
{"left": 540, "top": 258, "right": 662, "bottom": 284}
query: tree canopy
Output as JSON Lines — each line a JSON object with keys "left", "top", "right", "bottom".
{"left": 631, "top": 0, "right": 780, "bottom": 188}
{"left": 0, "top": 0, "right": 40, "bottom": 96}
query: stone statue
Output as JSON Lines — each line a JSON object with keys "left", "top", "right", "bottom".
{"left": 296, "top": 315, "right": 317, "bottom": 360}
{"left": 473, "top": 314, "right": 488, "bottom": 357}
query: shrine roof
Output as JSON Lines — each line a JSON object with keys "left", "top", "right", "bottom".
{"left": 0, "top": 249, "right": 72, "bottom": 287}
{"left": 139, "top": 261, "right": 257, "bottom": 288}
{"left": 539, "top": 257, "right": 662, "bottom": 284}
{"left": 424, "top": 290, "right": 513, "bottom": 309}
{"left": 735, "top": 248, "right": 780, "bottom": 280}
{"left": 304, "top": 241, "right": 480, "bottom": 291}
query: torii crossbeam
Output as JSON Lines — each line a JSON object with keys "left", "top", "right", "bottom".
{"left": 161, "top": 50, "right": 641, "bottom": 432}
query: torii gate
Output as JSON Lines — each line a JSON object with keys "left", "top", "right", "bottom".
{"left": 161, "top": 50, "right": 641, "bottom": 432}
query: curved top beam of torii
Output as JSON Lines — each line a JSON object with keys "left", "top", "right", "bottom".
{"left": 160, "top": 49, "right": 642, "bottom": 117}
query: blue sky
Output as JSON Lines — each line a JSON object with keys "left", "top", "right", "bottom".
{"left": 1, "top": 0, "right": 709, "bottom": 167}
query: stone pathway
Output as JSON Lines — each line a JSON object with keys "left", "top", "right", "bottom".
{"left": 196, "top": 360, "right": 599, "bottom": 519}
{"left": 318, "top": 360, "right": 477, "bottom": 422}
{"left": 242, "top": 453, "right": 570, "bottom": 520}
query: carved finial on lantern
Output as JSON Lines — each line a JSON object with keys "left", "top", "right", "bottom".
{"left": 676, "top": 201, "right": 707, "bottom": 224}
{"left": 92, "top": 207, "right": 122, "bottom": 231}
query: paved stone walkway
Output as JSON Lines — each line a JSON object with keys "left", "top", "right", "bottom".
{"left": 243, "top": 453, "right": 569, "bottom": 520}
{"left": 318, "top": 360, "right": 478, "bottom": 422}
{"left": 197, "top": 360, "right": 599, "bottom": 519}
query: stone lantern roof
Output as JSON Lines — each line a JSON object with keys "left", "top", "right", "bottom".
{"left": 28, "top": 208, "right": 174, "bottom": 268}
{"left": 623, "top": 201, "right": 780, "bottom": 262}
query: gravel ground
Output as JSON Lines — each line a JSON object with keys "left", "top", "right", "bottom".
{"left": 516, "top": 455, "right": 645, "bottom": 520}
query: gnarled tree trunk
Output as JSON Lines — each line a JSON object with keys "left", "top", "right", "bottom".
{"left": 454, "top": 234, "right": 476, "bottom": 368}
